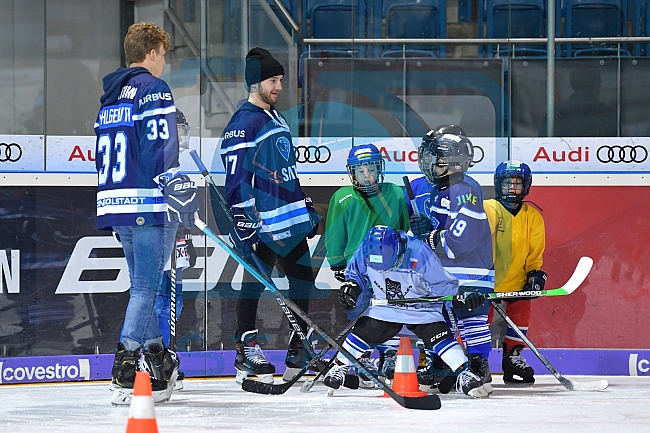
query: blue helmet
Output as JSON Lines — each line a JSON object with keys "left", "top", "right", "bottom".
{"left": 346, "top": 143, "right": 385, "bottom": 195}
{"left": 418, "top": 131, "right": 474, "bottom": 185}
{"left": 494, "top": 160, "right": 532, "bottom": 206}
{"left": 362, "top": 226, "right": 408, "bottom": 272}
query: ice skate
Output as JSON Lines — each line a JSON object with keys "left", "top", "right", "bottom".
{"left": 503, "top": 344, "right": 535, "bottom": 386}
{"left": 418, "top": 352, "right": 453, "bottom": 394}
{"left": 323, "top": 360, "right": 350, "bottom": 395}
{"left": 109, "top": 342, "right": 139, "bottom": 406}
{"left": 141, "top": 343, "right": 179, "bottom": 404}
{"left": 456, "top": 367, "right": 489, "bottom": 398}
{"left": 470, "top": 354, "right": 493, "bottom": 395}
{"left": 235, "top": 329, "right": 275, "bottom": 385}
{"left": 282, "top": 330, "right": 313, "bottom": 382}
{"left": 379, "top": 348, "right": 397, "bottom": 385}
{"left": 174, "top": 371, "right": 185, "bottom": 391}
{"left": 356, "top": 352, "right": 379, "bottom": 389}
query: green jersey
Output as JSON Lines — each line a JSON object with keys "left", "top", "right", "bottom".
{"left": 325, "top": 183, "right": 410, "bottom": 267}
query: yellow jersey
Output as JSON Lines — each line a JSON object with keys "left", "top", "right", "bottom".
{"left": 484, "top": 199, "right": 545, "bottom": 293}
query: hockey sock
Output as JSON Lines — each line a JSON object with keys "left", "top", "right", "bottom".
{"left": 376, "top": 336, "right": 400, "bottom": 354}
{"left": 336, "top": 333, "right": 371, "bottom": 366}
{"left": 429, "top": 338, "right": 466, "bottom": 372}
{"left": 457, "top": 315, "right": 491, "bottom": 359}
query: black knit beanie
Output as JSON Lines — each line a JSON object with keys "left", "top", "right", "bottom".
{"left": 245, "top": 47, "right": 284, "bottom": 86}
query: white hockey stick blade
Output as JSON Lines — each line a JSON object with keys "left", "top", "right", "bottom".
{"left": 552, "top": 256, "right": 593, "bottom": 296}
{"left": 561, "top": 377, "right": 609, "bottom": 392}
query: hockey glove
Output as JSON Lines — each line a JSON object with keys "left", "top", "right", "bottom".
{"left": 305, "top": 197, "right": 320, "bottom": 239}
{"left": 338, "top": 281, "right": 362, "bottom": 310}
{"left": 452, "top": 287, "right": 485, "bottom": 311}
{"left": 409, "top": 214, "right": 432, "bottom": 240}
{"left": 185, "top": 234, "right": 197, "bottom": 268}
{"left": 518, "top": 269, "right": 548, "bottom": 300}
{"left": 331, "top": 265, "right": 347, "bottom": 283}
{"left": 229, "top": 208, "right": 260, "bottom": 258}
{"left": 164, "top": 174, "right": 200, "bottom": 230}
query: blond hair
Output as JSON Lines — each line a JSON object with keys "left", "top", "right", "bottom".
{"left": 124, "top": 22, "right": 171, "bottom": 64}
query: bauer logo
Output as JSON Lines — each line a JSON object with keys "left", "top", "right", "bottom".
{"left": 0, "top": 359, "right": 90, "bottom": 384}
{"left": 629, "top": 354, "right": 650, "bottom": 376}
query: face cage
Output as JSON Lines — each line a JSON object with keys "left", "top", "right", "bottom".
{"left": 178, "top": 124, "right": 191, "bottom": 153}
{"left": 347, "top": 160, "right": 385, "bottom": 194}
{"left": 498, "top": 176, "right": 527, "bottom": 204}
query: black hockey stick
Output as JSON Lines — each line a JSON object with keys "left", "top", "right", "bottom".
{"left": 194, "top": 216, "right": 441, "bottom": 410}
{"left": 242, "top": 305, "right": 368, "bottom": 395}
{"left": 490, "top": 300, "right": 608, "bottom": 391}
{"left": 189, "top": 150, "right": 326, "bottom": 371}
{"left": 372, "top": 256, "right": 594, "bottom": 305}
{"left": 169, "top": 237, "right": 178, "bottom": 351}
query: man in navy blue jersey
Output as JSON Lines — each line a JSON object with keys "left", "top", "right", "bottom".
{"left": 220, "top": 47, "right": 320, "bottom": 384}
{"left": 95, "top": 22, "right": 198, "bottom": 406}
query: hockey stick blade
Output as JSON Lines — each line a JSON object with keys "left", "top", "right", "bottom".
{"left": 373, "top": 256, "right": 594, "bottom": 306}
{"left": 194, "top": 217, "right": 440, "bottom": 410}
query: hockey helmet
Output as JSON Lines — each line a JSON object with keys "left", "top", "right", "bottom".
{"left": 346, "top": 143, "right": 385, "bottom": 195}
{"left": 362, "top": 225, "right": 408, "bottom": 272}
{"left": 176, "top": 108, "right": 190, "bottom": 153}
{"left": 494, "top": 160, "right": 532, "bottom": 206}
{"left": 418, "top": 131, "right": 474, "bottom": 185}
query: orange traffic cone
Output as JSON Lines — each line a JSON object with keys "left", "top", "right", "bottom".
{"left": 385, "top": 336, "right": 427, "bottom": 397}
{"left": 125, "top": 371, "right": 159, "bottom": 433}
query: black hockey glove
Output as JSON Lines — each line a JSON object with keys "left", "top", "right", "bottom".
{"left": 338, "top": 281, "right": 362, "bottom": 310}
{"left": 452, "top": 287, "right": 485, "bottom": 311}
{"left": 409, "top": 214, "right": 432, "bottom": 240}
{"left": 164, "top": 174, "right": 200, "bottom": 230}
{"left": 305, "top": 197, "right": 320, "bottom": 239}
{"left": 331, "top": 265, "right": 347, "bottom": 283}
{"left": 185, "top": 234, "right": 197, "bottom": 268}
{"left": 517, "top": 269, "right": 548, "bottom": 300}
{"left": 229, "top": 208, "right": 260, "bottom": 258}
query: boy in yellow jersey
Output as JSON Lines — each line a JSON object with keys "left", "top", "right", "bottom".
{"left": 484, "top": 161, "right": 546, "bottom": 386}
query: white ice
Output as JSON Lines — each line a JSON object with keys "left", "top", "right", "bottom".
{"left": 0, "top": 375, "right": 648, "bottom": 432}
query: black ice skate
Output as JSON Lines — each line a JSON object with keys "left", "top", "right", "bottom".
{"left": 456, "top": 365, "right": 489, "bottom": 398}
{"left": 379, "top": 348, "right": 397, "bottom": 381}
{"left": 282, "top": 330, "right": 313, "bottom": 382}
{"left": 470, "top": 354, "right": 493, "bottom": 395}
{"left": 417, "top": 352, "right": 453, "bottom": 394}
{"left": 235, "top": 329, "right": 275, "bottom": 384}
{"left": 109, "top": 342, "right": 139, "bottom": 405}
{"left": 141, "top": 343, "right": 180, "bottom": 404}
{"left": 503, "top": 344, "right": 535, "bottom": 386}
{"left": 323, "top": 360, "right": 350, "bottom": 396}
{"left": 356, "top": 352, "right": 379, "bottom": 389}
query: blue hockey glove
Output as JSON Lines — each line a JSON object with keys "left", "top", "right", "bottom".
{"left": 410, "top": 214, "right": 432, "bottom": 240}
{"left": 331, "top": 265, "right": 347, "bottom": 283}
{"left": 229, "top": 208, "right": 260, "bottom": 258}
{"left": 305, "top": 197, "right": 320, "bottom": 239}
{"left": 452, "top": 287, "right": 485, "bottom": 311}
{"left": 338, "top": 281, "right": 361, "bottom": 310}
{"left": 164, "top": 175, "right": 200, "bottom": 230}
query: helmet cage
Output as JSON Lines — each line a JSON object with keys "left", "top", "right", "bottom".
{"left": 494, "top": 161, "right": 532, "bottom": 205}
{"left": 347, "top": 152, "right": 385, "bottom": 195}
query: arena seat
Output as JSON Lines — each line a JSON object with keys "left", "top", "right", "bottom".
{"left": 563, "top": 0, "right": 630, "bottom": 56}
{"left": 380, "top": 0, "right": 446, "bottom": 57}
{"left": 484, "top": 0, "right": 546, "bottom": 57}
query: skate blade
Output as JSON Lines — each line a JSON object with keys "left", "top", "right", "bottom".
{"left": 174, "top": 380, "right": 184, "bottom": 391}
{"left": 235, "top": 369, "right": 274, "bottom": 385}
{"left": 110, "top": 388, "right": 133, "bottom": 406}
{"left": 466, "top": 387, "right": 490, "bottom": 398}
{"left": 482, "top": 382, "right": 494, "bottom": 394}
{"left": 502, "top": 380, "right": 535, "bottom": 388}
{"left": 327, "top": 387, "right": 335, "bottom": 397}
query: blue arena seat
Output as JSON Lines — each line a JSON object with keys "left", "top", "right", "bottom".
{"left": 305, "top": 1, "right": 368, "bottom": 51}
{"left": 564, "top": 0, "right": 630, "bottom": 56}
{"left": 381, "top": 0, "right": 446, "bottom": 57}
{"left": 484, "top": 0, "right": 546, "bottom": 57}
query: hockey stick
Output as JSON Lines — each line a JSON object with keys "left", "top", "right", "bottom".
{"left": 372, "top": 256, "right": 594, "bottom": 306}
{"left": 490, "top": 300, "right": 608, "bottom": 391}
{"left": 243, "top": 305, "right": 369, "bottom": 395}
{"left": 169, "top": 237, "right": 178, "bottom": 351}
{"left": 194, "top": 216, "right": 441, "bottom": 410}
{"left": 189, "top": 150, "right": 326, "bottom": 371}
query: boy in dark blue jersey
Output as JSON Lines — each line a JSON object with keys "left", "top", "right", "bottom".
{"left": 94, "top": 23, "right": 198, "bottom": 406}
{"left": 220, "top": 48, "right": 320, "bottom": 384}
{"left": 410, "top": 130, "right": 495, "bottom": 395}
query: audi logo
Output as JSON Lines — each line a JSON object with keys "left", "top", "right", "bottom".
{"left": 597, "top": 145, "right": 648, "bottom": 163}
{"left": 0, "top": 142, "right": 22, "bottom": 163}
{"left": 472, "top": 145, "right": 484, "bottom": 164}
{"left": 295, "top": 145, "right": 331, "bottom": 163}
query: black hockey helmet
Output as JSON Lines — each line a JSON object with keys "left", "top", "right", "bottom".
{"left": 418, "top": 131, "right": 474, "bottom": 185}
{"left": 432, "top": 124, "right": 466, "bottom": 138}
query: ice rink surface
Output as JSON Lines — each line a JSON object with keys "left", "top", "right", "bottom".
{"left": 1, "top": 375, "right": 648, "bottom": 433}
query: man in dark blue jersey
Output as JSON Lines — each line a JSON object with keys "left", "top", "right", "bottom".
{"left": 94, "top": 22, "right": 198, "bottom": 406}
{"left": 220, "top": 47, "right": 319, "bottom": 384}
